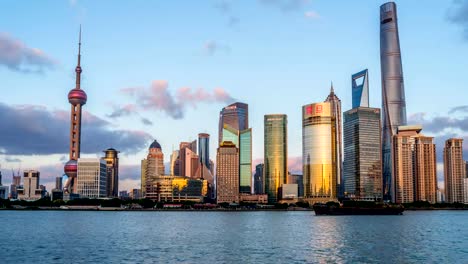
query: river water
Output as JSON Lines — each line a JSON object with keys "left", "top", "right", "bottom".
{"left": 1, "top": 210, "right": 467, "bottom": 263}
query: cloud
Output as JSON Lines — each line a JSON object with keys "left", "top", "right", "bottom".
{"left": 107, "top": 104, "right": 137, "bottom": 118}
{"left": 141, "top": 118, "right": 153, "bottom": 126}
{"left": 288, "top": 156, "right": 302, "bottom": 174}
{"left": 116, "top": 81, "right": 235, "bottom": 120}
{"left": 0, "top": 32, "right": 56, "bottom": 73}
{"left": 213, "top": 0, "right": 240, "bottom": 27}
{"left": 0, "top": 102, "right": 152, "bottom": 155}
{"left": 448, "top": 105, "right": 468, "bottom": 114}
{"left": 259, "top": 0, "right": 309, "bottom": 12}
{"left": 4, "top": 157, "right": 22, "bottom": 163}
{"left": 203, "top": 40, "right": 230, "bottom": 56}
{"left": 447, "top": 0, "right": 468, "bottom": 39}
{"left": 304, "top": 10, "right": 320, "bottom": 19}
{"left": 408, "top": 111, "right": 468, "bottom": 134}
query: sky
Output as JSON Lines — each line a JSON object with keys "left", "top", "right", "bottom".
{"left": 1, "top": 0, "right": 468, "bottom": 192}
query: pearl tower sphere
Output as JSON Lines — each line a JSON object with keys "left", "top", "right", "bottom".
{"left": 63, "top": 27, "right": 87, "bottom": 192}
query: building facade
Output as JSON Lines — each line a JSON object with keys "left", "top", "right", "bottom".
{"left": 302, "top": 102, "right": 337, "bottom": 203}
{"left": 343, "top": 107, "right": 382, "bottom": 200}
{"left": 264, "top": 114, "right": 288, "bottom": 203}
{"left": 144, "top": 140, "right": 165, "bottom": 197}
{"left": 239, "top": 128, "right": 252, "bottom": 193}
{"left": 254, "top": 163, "right": 264, "bottom": 195}
{"left": 380, "top": 2, "right": 408, "bottom": 202}
{"left": 76, "top": 158, "right": 107, "bottom": 198}
{"left": 444, "top": 138, "right": 465, "bottom": 203}
{"left": 17, "top": 170, "right": 42, "bottom": 200}
{"left": 218, "top": 102, "right": 248, "bottom": 145}
{"left": 352, "top": 69, "right": 369, "bottom": 108}
{"left": 102, "top": 148, "right": 119, "bottom": 197}
{"left": 198, "top": 133, "right": 210, "bottom": 170}
{"left": 216, "top": 141, "right": 239, "bottom": 204}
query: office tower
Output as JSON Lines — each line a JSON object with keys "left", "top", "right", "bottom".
{"left": 464, "top": 178, "right": 468, "bottom": 204}
{"left": 381, "top": 2, "right": 407, "bottom": 202}
{"left": 302, "top": 102, "right": 337, "bottom": 202}
{"left": 216, "top": 141, "right": 239, "bottom": 203}
{"left": 264, "top": 114, "right": 288, "bottom": 203}
{"left": 144, "top": 140, "right": 165, "bottom": 196}
{"left": 343, "top": 107, "right": 382, "bottom": 200}
{"left": 179, "top": 141, "right": 198, "bottom": 177}
{"left": 18, "top": 170, "right": 42, "bottom": 200}
{"left": 64, "top": 28, "right": 87, "bottom": 194}
{"left": 169, "top": 150, "right": 179, "bottom": 176}
{"left": 352, "top": 69, "right": 369, "bottom": 108}
{"left": 55, "top": 177, "right": 63, "bottom": 190}
{"left": 219, "top": 102, "right": 248, "bottom": 144}
{"left": 287, "top": 173, "right": 304, "bottom": 197}
{"left": 239, "top": 128, "right": 252, "bottom": 193}
{"left": 393, "top": 126, "right": 437, "bottom": 203}
{"left": 140, "top": 159, "right": 147, "bottom": 196}
{"left": 254, "top": 163, "right": 264, "bottom": 194}
{"left": 444, "top": 138, "right": 465, "bottom": 203}
{"left": 324, "top": 85, "right": 343, "bottom": 197}
{"left": 102, "top": 148, "right": 119, "bottom": 197}
{"left": 9, "top": 171, "right": 21, "bottom": 199}
{"left": 198, "top": 133, "right": 210, "bottom": 170}
{"left": 76, "top": 158, "right": 107, "bottom": 198}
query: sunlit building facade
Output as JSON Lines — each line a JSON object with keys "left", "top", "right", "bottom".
{"left": 143, "top": 140, "right": 165, "bottom": 197}
{"left": 102, "top": 148, "right": 119, "bottom": 197}
{"left": 145, "top": 175, "right": 208, "bottom": 202}
{"left": 218, "top": 102, "right": 248, "bottom": 145}
{"left": 264, "top": 114, "right": 288, "bottom": 203}
{"left": 216, "top": 141, "right": 239, "bottom": 204}
{"left": 343, "top": 107, "right": 382, "bottom": 200}
{"left": 302, "top": 102, "right": 337, "bottom": 202}
{"left": 76, "top": 158, "right": 107, "bottom": 198}
{"left": 444, "top": 138, "right": 465, "bottom": 203}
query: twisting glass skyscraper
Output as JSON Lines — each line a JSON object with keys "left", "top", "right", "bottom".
{"left": 264, "top": 114, "right": 287, "bottom": 203}
{"left": 380, "top": 2, "right": 407, "bottom": 201}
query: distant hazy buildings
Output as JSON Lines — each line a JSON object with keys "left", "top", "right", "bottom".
{"left": 169, "top": 150, "right": 179, "bottom": 176}
{"left": 76, "top": 158, "right": 107, "bottom": 198}
{"left": 264, "top": 114, "right": 288, "bottom": 203}
{"left": 216, "top": 141, "right": 239, "bottom": 204}
{"left": 10, "top": 172, "right": 21, "bottom": 199}
{"left": 380, "top": 2, "right": 407, "bottom": 202}
{"left": 324, "top": 85, "right": 343, "bottom": 197}
{"left": 55, "top": 177, "right": 63, "bottom": 190}
{"left": 0, "top": 171, "right": 8, "bottom": 199}
{"left": 254, "top": 163, "right": 264, "bottom": 195}
{"left": 393, "top": 126, "right": 437, "bottom": 203}
{"left": 444, "top": 138, "right": 466, "bottom": 203}
{"left": 302, "top": 102, "right": 337, "bottom": 202}
{"left": 343, "top": 107, "right": 382, "bottom": 200}
{"left": 102, "top": 148, "right": 119, "bottom": 197}
{"left": 18, "top": 170, "right": 43, "bottom": 201}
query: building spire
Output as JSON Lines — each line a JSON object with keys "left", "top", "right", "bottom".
{"left": 75, "top": 25, "right": 82, "bottom": 90}
{"left": 330, "top": 81, "right": 334, "bottom": 94}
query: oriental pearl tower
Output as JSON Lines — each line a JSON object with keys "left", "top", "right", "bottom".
{"left": 63, "top": 27, "right": 87, "bottom": 194}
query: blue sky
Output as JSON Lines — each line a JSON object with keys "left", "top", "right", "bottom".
{"left": 1, "top": 0, "right": 468, "bottom": 191}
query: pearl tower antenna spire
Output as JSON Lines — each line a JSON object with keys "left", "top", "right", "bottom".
{"left": 63, "top": 26, "right": 88, "bottom": 194}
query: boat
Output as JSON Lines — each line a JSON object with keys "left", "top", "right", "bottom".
{"left": 313, "top": 201, "right": 404, "bottom": 215}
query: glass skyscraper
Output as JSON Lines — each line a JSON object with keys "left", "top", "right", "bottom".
{"left": 343, "top": 107, "right": 382, "bottom": 200}
{"left": 352, "top": 69, "right": 369, "bottom": 108}
{"left": 302, "top": 102, "right": 337, "bottom": 202}
{"left": 380, "top": 2, "right": 407, "bottom": 202}
{"left": 264, "top": 114, "right": 288, "bottom": 203}
{"left": 218, "top": 102, "right": 248, "bottom": 145}
{"left": 198, "top": 133, "right": 210, "bottom": 170}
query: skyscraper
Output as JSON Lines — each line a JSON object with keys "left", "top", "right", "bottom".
{"left": 55, "top": 177, "right": 63, "bottom": 190}
{"left": 352, "top": 69, "right": 369, "bottom": 108}
{"left": 381, "top": 2, "right": 407, "bottom": 202}
{"left": 144, "top": 140, "right": 165, "bottom": 197}
{"left": 264, "top": 114, "right": 288, "bottom": 203}
{"left": 324, "top": 85, "right": 343, "bottom": 197}
{"left": 444, "top": 138, "right": 465, "bottom": 203}
{"left": 64, "top": 28, "right": 88, "bottom": 194}
{"left": 254, "top": 163, "right": 264, "bottom": 195}
{"left": 393, "top": 126, "right": 437, "bottom": 203}
{"left": 198, "top": 133, "right": 210, "bottom": 170}
{"left": 18, "top": 170, "right": 42, "bottom": 201}
{"left": 302, "top": 102, "right": 337, "bottom": 203}
{"left": 169, "top": 150, "right": 179, "bottom": 176}
{"left": 216, "top": 141, "right": 239, "bottom": 204}
{"left": 219, "top": 102, "right": 248, "bottom": 144}
{"left": 102, "top": 148, "right": 119, "bottom": 197}
{"left": 239, "top": 128, "right": 252, "bottom": 193}
{"left": 76, "top": 158, "right": 107, "bottom": 198}
{"left": 343, "top": 107, "right": 382, "bottom": 200}
{"left": 179, "top": 141, "right": 198, "bottom": 177}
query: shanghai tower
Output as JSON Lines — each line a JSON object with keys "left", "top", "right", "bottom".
{"left": 380, "top": 2, "right": 407, "bottom": 202}
{"left": 63, "top": 28, "right": 87, "bottom": 194}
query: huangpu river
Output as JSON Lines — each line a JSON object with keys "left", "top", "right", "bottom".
{"left": 1, "top": 210, "right": 467, "bottom": 263}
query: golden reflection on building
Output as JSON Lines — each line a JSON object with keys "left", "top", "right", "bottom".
{"left": 302, "top": 102, "right": 337, "bottom": 202}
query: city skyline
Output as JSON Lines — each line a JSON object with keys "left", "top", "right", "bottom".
{"left": 1, "top": 1, "right": 468, "bottom": 193}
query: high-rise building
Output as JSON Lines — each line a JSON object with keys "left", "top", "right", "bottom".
{"left": 9, "top": 171, "right": 21, "bottom": 199}
{"left": 169, "top": 150, "right": 179, "bottom": 176}
{"left": 64, "top": 28, "right": 88, "bottom": 194}
{"left": 381, "top": 2, "right": 408, "bottom": 202}
{"left": 254, "top": 163, "right": 264, "bottom": 194}
{"left": 444, "top": 138, "right": 465, "bottom": 203}
{"left": 264, "top": 114, "right": 288, "bottom": 203}
{"left": 179, "top": 141, "right": 198, "bottom": 177}
{"left": 393, "top": 126, "right": 437, "bottom": 203}
{"left": 216, "top": 141, "right": 239, "bottom": 204}
{"left": 302, "top": 102, "right": 337, "bottom": 203}
{"left": 18, "top": 170, "right": 42, "bottom": 201}
{"left": 140, "top": 159, "right": 147, "bottom": 197}
{"left": 76, "top": 158, "right": 107, "bottom": 198}
{"left": 0, "top": 171, "right": 8, "bottom": 199}
{"left": 324, "top": 85, "right": 343, "bottom": 197}
{"left": 219, "top": 102, "right": 248, "bottom": 144}
{"left": 144, "top": 140, "right": 165, "bottom": 197}
{"left": 102, "top": 148, "right": 119, "bottom": 197}
{"left": 287, "top": 173, "right": 304, "bottom": 197}
{"left": 198, "top": 133, "right": 210, "bottom": 170}
{"left": 352, "top": 69, "right": 369, "bottom": 108}
{"left": 464, "top": 178, "right": 468, "bottom": 204}
{"left": 343, "top": 107, "right": 382, "bottom": 200}
{"left": 239, "top": 128, "right": 252, "bottom": 194}
{"left": 55, "top": 177, "right": 63, "bottom": 190}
